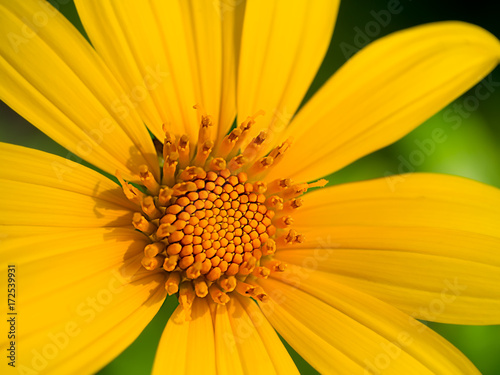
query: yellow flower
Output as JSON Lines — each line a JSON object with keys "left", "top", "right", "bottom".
{"left": 1, "top": 1, "right": 500, "bottom": 374}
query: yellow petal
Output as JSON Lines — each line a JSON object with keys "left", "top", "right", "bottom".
{"left": 236, "top": 0, "right": 338, "bottom": 147}
{"left": 0, "top": 143, "right": 136, "bottom": 227}
{"left": 177, "top": 0, "right": 223, "bottom": 137}
{"left": 0, "top": 178, "right": 133, "bottom": 227}
{"left": 216, "top": 0, "right": 246, "bottom": 143}
{"left": 236, "top": 295, "right": 299, "bottom": 374}
{"left": 0, "top": 0, "right": 158, "bottom": 181}
{"left": 0, "top": 142, "right": 135, "bottom": 210}
{"left": 0, "top": 226, "right": 166, "bottom": 374}
{"left": 213, "top": 301, "right": 245, "bottom": 375}
{"left": 153, "top": 298, "right": 216, "bottom": 374}
{"left": 213, "top": 297, "right": 298, "bottom": 374}
{"left": 280, "top": 173, "right": 500, "bottom": 324}
{"left": 269, "top": 22, "right": 500, "bottom": 182}
{"left": 74, "top": 1, "right": 197, "bottom": 141}
{"left": 259, "top": 272, "right": 480, "bottom": 374}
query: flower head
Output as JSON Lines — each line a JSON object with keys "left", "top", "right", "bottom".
{"left": 1, "top": 1, "right": 500, "bottom": 374}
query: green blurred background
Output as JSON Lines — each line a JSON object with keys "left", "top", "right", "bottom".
{"left": 1, "top": 0, "right": 499, "bottom": 374}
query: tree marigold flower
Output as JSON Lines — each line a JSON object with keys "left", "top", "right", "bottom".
{"left": 1, "top": 1, "right": 499, "bottom": 374}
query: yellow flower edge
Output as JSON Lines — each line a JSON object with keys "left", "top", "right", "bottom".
{"left": 0, "top": 0, "right": 500, "bottom": 374}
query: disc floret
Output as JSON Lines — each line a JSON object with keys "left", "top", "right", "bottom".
{"left": 118, "top": 108, "right": 326, "bottom": 319}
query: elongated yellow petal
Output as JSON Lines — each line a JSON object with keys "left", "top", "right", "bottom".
{"left": 236, "top": 0, "right": 338, "bottom": 147}
{"left": 216, "top": 0, "right": 246, "bottom": 142}
{"left": 0, "top": 143, "right": 135, "bottom": 210}
{"left": 0, "top": 0, "right": 158, "bottom": 181}
{"left": 268, "top": 22, "right": 500, "bottom": 182}
{"left": 259, "top": 273, "right": 480, "bottom": 374}
{"left": 153, "top": 296, "right": 297, "bottom": 374}
{"left": 213, "top": 302, "right": 245, "bottom": 375}
{"left": 74, "top": 1, "right": 194, "bottom": 141}
{"left": 236, "top": 296, "right": 299, "bottom": 374}
{"left": 282, "top": 173, "right": 500, "bottom": 324}
{"left": 152, "top": 298, "right": 216, "bottom": 374}
{"left": 213, "top": 297, "right": 298, "bottom": 374}
{"left": 0, "top": 227, "right": 166, "bottom": 375}
{"left": 177, "top": 0, "right": 223, "bottom": 137}
{"left": 0, "top": 143, "right": 136, "bottom": 227}
{"left": 0, "top": 178, "right": 133, "bottom": 227}
{"left": 76, "top": 0, "right": 234, "bottom": 141}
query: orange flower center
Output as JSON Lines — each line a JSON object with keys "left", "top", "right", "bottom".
{"left": 157, "top": 170, "right": 275, "bottom": 281}
{"left": 117, "top": 108, "right": 326, "bottom": 319}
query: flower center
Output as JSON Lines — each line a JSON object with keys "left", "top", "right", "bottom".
{"left": 157, "top": 168, "right": 276, "bottom": 282}
{"left": 117, "top": 108, "right": 326, "bottom": 319}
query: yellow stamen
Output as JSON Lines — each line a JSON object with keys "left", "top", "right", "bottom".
{"left": 232, "top": 110, "right": 265, "bottom": 155}
{"left": 141, "top": 255, "right": 164, "bottom": 271}
{"left": 267, "top": 178, "right": 293, "bottom": 194}
{"left": 262, "top": 259, "right": 287, "bottom": 273}
{"left": 217, "top": 128, "right": 241, "bottom": 159}
{"left": 247, "top": 156, "right": 274, "bottom": 176}
{"left": 179, "top": 281, "right": 196, "bottom": 318}
{"left": 186, "top": 261, "right": 203, "bottom": 279}
{"left": 166, "top": 272, "right": 181, "bottom": 295}
{"left": 194, "top": 277, "right": 209, "bottom": 298}
{"left": 265, "top": 195, "right": 284, "bottom": 210}
{"left": 250, "top": 286, "right": 269, "bottom": 302}
{"left": 162, "top": 152, "right": 178, "bottom": 186}
{"left": 116, "top": 171, "right": 145, "bottom": 206}
{"left": 193, "top": 140, "right": 213, "bottom": 167}
{"left": 198, "top": 114, "right": 213, "bottom": 145}
{"left": 133, "top": 213, "right": 157, "bottom": 235}
{"left": 177, "top": 134, "right": 190, "bottom": 169}
{"left": 144, "top": 242, "right": 165, "bottom": 257}
{"left": 253, "top": 266, "right": 271, "bottom": 279}
{"left": 235, "top": 281, "right": 255, "bottom": 297}
{"left": 208, "top": 157, "right": 227, "bottom": 172}
{"left": 218, "top": 276, "right": 237, "bottom": 292}
{"left": 275, "top": 215, "right": 294, "bottom": 228}
{"left": 262, "top": 239, "right": 276, "bottom": 256}
{"left": 282, "top": 198, "right": 304, "bottom": 212}
{"left": 158, "top": 187, "right": 173, "bottom": 206}
{"left": 283, "top": 179, "right": 328, "bottom": 199}
{"left": 141, "top": 196, "right": 162, "bottom": 220}
{"left": 228, "top": 155, "right": 247, "bottom": 172}
{"left": 156, "top": 223, "right": 176, "bottom": 239}
{"left": 269, "top": 138, "right": 293, "bottom": 164}
{"left": 163, "top": 255, "right": 179, "bottom": 272}
{"left": 139, "top": 165, "right": 160, "bottom": 195}
{"left": 209, "top": 283, "right": 230, "bottom": 305}
{"left": 242, "top": 130, "right": 267, "bottom": 160}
